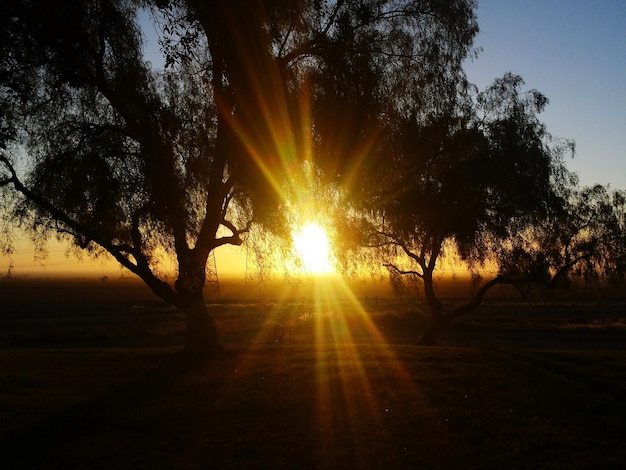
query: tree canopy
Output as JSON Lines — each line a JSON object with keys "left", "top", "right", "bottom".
{"left": 348, "top": 69, "right": 626, "bottom": 343}
{"left": 0, "top": 0, "right": 480, "bottom": 354}
{"left": 501, "top": 180, "right": 626, "bottom": 294}
{"left": 352, "top": 72, "right": 583, "bottom": 343}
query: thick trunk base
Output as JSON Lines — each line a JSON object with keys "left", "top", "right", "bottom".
{"left": 416, "top": 316, "right": 448, "bottom": 346}
{"left": 183, "top": 302, "right": 220, "bottom": 358}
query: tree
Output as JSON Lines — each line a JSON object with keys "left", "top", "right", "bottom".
{"left": 0, "top": 0, "right": 479, "bottom": 355}
{"left": 501, "top": 180, "right": 626, "bottom": 296}
{"left": 358, "top": 73, "right": 573, "bottom": 344}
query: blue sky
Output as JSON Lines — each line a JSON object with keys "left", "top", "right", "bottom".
{"left": 464, "top": 0, "right": 626, "bottom": 189}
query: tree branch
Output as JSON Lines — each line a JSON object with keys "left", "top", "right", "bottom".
{"left": 130, "top": 203, "right": 153, "bottom": 270}
{"left": 2, "top": 152, "right": 178, "bottom": 303}
{"left": 447, "top": 272, "right": 555, "bottom": 322}
{"left": 278, "top": 0, "right": 346, "bottom": 66}
{"left": 213, "top": 234, "right": 243, "bottom": 250}
{"left": 383, "top": 262, "right": 423, "bottom": 279}
{"left": 549, "top": 253, "right": 594, "bottom": 288}
{"left": 0, "top": 155, "right": 18, "bottom": 186}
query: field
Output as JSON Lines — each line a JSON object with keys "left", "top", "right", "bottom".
{"left": 1, "top": 277, "right": 626, "bottom": 469}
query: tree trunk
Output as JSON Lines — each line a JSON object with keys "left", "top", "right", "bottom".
{"left": 423, "top": 270, "right": 443, "bottom": 314}
{"left": 416, "top": 315, "right": 449, "bottom": 346}
{"left": 416, "top": 269, "right": 447, "bottom": 345}
{"left": 183, "top": 298, "right": 219, "bottom": 357}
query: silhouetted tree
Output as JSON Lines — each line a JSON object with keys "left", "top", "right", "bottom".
{"left": 0, "top": 0, "right": 479, "bottom": 355}
{"left": 501, "top": 180, "right": 626, "bottom": 295}
{"left": 359, "top": 73, "right": 574, "bottom": 344}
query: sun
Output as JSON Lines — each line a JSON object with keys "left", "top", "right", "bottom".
{"left": 292, "top": 222, "right": 335, "bottom": 275}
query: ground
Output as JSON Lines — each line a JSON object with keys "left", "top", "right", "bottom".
{"left": 1, "top": 277, "right": 625, "bottom": 469}
{"left": 1, "top": 287, "right": 624, "bottom": 350}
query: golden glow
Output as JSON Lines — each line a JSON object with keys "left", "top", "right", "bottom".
{"left": 292, "top": 222, "right": 335, "bottom": 275}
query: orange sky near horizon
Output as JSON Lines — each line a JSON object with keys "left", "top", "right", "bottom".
{"left": 1, "top": 233, "right": 475, "bottom": 283}
{"left": 1, "top": 236, "right": 249, "bottom": 279}
{"left": 0, "top": 223, "right": 343, "bottom": 280}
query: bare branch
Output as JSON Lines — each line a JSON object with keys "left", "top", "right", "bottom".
{"left": 213, "top": 234, "right": 243, "bottom": 249}
{"left": 130, "top": 204, "right": 153, "bottom": 269}
{"left": 0, "top": 155, "right": 18, "bottom": 185}
{"left": 383, "top": 262, "right": 424, "bottom": 279}
{"left": 220, "top": 218, "right": 241, "bottom": 237}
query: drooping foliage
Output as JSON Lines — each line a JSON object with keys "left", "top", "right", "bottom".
{"left": 365, "top": 74, "right": 565, "bottom": 258}
{"left": 501, "top": 181, "right": 626, "bottom": 293}
{"left": 0, "top": 0, "right": 479, "bottom": 353}
{"left": 353, "top": 67, "right": 626, "bottom": 343}
{"left": 354, "top": 73, "right": 575, "bottom": 338}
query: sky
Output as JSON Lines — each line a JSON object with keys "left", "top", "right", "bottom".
{"left": 2, "top": 1, "right": 625, "bottom": 278}
{"left": 464, "top": 0, "right": 626, "bottom": 189}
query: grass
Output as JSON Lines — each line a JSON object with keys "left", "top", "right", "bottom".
{"left": 1, "top": 344, "right": 626, "bottom": 469}
{"left": 1, "top": 298, "right": 626, "bottom": 469}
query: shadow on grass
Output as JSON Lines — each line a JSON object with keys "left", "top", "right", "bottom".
{"left": 0, "top": 351, "right": 205, "bottom": 469}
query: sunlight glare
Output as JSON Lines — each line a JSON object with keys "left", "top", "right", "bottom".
{"left": 293, "top": 222, "right": 334, "bottom": 275}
